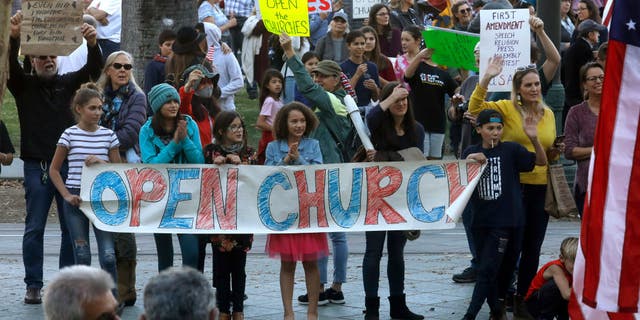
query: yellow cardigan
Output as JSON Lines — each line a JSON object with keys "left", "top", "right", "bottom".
{"left": 469, "top": 84, "right": 556, "bottom": 185}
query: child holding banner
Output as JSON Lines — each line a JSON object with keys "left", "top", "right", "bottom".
{"left": 461, "top": 109, "right": 547, "bottom": 320}
{"left": 139, "top": 83, "right": 205, "bottom": 272}
{"left": 265, "top": 102, "right": 328, "bottom": 320}
{"left": 49, "top": 83, "right": 122, "bottom": 297}
{"left": 204, "top": 110, "right": 255, "bottom": 320}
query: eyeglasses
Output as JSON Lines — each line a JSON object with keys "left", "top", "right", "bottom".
{"left": 376, "top": 12, "right": 389, "bottom": 16}
{"left": 586, "top": 75, "right": 604, "bottom": 82}
{"left": 112, "top": 63, "right": 133, "bottom": 70}
{"left": 578, "top": 6, "right": 588, "bottom": 11}
{"left": 228, "top": 125, "right": 244, "bottom": 132}
{"left": 516, "top": 64, "right": 537, "bottom": 72}
{"left": 37, "top": 55, "right": 57, "bottom": 60}
{"left": 459, "top": 8, "right": 472, "bottom": 13}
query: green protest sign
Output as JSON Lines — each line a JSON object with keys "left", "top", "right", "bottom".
{"left": 423, "top": 26, "right": 479, "bottom": 72}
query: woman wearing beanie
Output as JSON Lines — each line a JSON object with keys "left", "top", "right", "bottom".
{"left": 139, "top": 83, "right": 205, "bottom": 272}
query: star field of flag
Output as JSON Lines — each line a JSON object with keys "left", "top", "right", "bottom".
{"left": 610, "top": 0, "right": 640, "bottom": 47}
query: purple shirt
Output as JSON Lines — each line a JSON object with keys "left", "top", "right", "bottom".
{"left": 564, "top": 102, "right": 598, "bottom": 193}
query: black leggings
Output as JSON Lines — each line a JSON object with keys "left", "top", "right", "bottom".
{"left": 214, "top": 249, "right": 247, "bottom": 314}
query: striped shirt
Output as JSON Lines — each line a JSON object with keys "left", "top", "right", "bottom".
{"left": 57, "top": 125, "right": 119, "bottom": 189}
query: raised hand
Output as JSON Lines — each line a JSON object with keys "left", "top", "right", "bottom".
{"left": 81, "top": 23, "right": 98, "bottom": 47}
{"left": 10, "top": 11, "right": 23, "bottom": 39}
{"left": 529, "top": 16, "right": 544, "bottom": 33}
{"left": 523, "top": 115, "right": 539, "bottom": 140}
{"left": 485, "top": 55, "right": 504, "bottom": 78}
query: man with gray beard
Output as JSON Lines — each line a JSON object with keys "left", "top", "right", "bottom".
{"left": 7, "top": 11, "right": 103, "bottom": 305}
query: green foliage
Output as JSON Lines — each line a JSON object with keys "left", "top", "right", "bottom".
{"left": 1, "top": 92, "right": 20, "bottom": 151}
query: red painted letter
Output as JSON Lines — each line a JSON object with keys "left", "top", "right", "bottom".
{"left": 365, "top": 166, "right": 405, "bottom": 225}
{"left": 198, "top": 168, "right": 238, "bottom": 230}
{"left": 294, "top": 169, "right": 328, "bottom": 228}
{"left": 125, "top": 168, "right": 167, "bottom": 227}
{"left": 445, "top": 162, "right": 483, "bottom": 206}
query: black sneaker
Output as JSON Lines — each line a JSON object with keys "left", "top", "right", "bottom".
{"left": 297, "top": 292, "right": 329, "bottom": 306}
{"left": 452, "top": 267, "right": 476, "bottom": 283}
{"left": 324, "top": 288, "right": 345, "bottom": 304}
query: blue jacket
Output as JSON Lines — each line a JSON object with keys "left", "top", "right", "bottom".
{"left": 265, "top": 138, "right": 323, "bottom": 166}
{"left": 139, "top": 115, "right": 204, "bottom": 164}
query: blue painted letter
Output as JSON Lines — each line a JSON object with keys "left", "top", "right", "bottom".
{"left": 159, "top": 168, "right": 200, "bottom": 229}
{"left": 258, "top": 172, "right": 297, "bottom": 231}
{"left": 91, "top": 171, "right": 129, "bottom": 225}
{"left": 328, "top": 168, "right": 363, "bottom": 228}
{"left": 407, "top": 165, "right": 446, "bottom": 222}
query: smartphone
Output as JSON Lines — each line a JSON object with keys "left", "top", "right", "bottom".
{"left": 553, "top": 135, "right": 565, "bottom": 145}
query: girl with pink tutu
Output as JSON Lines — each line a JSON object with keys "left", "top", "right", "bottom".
{"left": 264, "top": 102, "right": 329, "bottom": 320}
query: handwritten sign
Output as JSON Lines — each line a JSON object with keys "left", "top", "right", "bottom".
{"left": 80, "top": 161, "right": 485, "bottom": 234}
{"left": 352, "top": 0, "right": 381, "bottom": 19}
{"left": 308, "top": 0, "right": 331, "bottom": 13}
{"left": 20, "top": 0, "right": 83, "bottom": 56}
{"left": 423, "top": 26, "right": 480, "bottom": 72}
{"left": 259, "top": 0, "right": 310, "bottom": 36}
{"left": 479, "top": 9, "right": 530, "bottom": 92}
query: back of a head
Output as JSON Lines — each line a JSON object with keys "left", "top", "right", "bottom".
{"left": 43, "top": 265, "right": 114, "bottom": 320}
{"left": 143, "top": 267, "right": 215, "bottom": 320}
{"left": 560, "top": 237, "right": 579, "bottom": 262}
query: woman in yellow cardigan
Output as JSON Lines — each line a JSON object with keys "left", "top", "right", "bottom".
{"left": 468, "top": 55, "right": 564, "bottom": 318}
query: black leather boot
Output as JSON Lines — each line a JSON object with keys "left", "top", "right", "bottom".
{"left": 364, "top": 296, "right": 380, "bottom": 320}
{"left": 388, "top": 294, "right": 424, "bottom": 320}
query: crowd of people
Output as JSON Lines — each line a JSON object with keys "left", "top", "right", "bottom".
{"left": 3, "top": 0, "right": 608, "bottom": 319}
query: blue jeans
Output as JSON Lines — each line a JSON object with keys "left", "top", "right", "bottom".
{"left": 97, "top": 39, "right": 120, "bottom": 63}
{"left": 64, "top": 188, "right": 117, "bottom": 290}
{"left": 362, "top": 231, "right": 407, "bottom": 297}
{"left": 22, "top": 160, "right": 74, "bottom": 289}
{"left": 154, "top": 233, "right": 200, "bottom": 272}
{"left": 319, "top": 232, "right": 348, "bottom": 285}
{"left": 283, "top": 76, "right": 296, "bottom": 104}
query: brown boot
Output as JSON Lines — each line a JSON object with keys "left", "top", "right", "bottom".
{"left": 232, "top": 312, "right": 244, "bottom": 320}
{"left": 117, "top": 259, "right": 137, "bottom": 306}
{"left": 219, "top": 313, "right": 231, "bottom": 320}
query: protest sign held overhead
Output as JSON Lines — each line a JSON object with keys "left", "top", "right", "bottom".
{"left": 20, "top": 0, "right": 83, "bottom": 56}
{"left": 479, "top": 9, "right": 530, "bottom": 92}
{"left": 423, "top": 26, "right": 480, "bottom": 72}
{"left": 352, "top": 0, "right": 380, "bottom": 19}
{"left": 259, "top": 0, "right": 310, "bottom": 36}
{"left": 308, "top": 0, "right": 332, "bottom": 14}
{"left": 80, "top": 161, "right": 485, "bottom": 234}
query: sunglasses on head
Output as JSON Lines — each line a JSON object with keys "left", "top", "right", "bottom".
{"left": 516, "top": 64, "right": 537, "bottom": 72}
{"left": 37, "top": 55, "right": 57, "bottom": 60}
{"left": 112, "top": 63, "right": 133, "bottom": 70}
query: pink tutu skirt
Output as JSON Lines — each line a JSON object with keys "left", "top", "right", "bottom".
{"left": 266, "top": 233, "right": 329, "bottom": 262}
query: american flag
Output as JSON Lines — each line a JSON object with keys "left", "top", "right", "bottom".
{"left": 569, "top": 0, "right": 640, "bottom": 318}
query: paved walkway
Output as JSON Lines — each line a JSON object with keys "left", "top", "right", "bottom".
{"left": 0, "top": 221, "right": 580, "bottom": 320}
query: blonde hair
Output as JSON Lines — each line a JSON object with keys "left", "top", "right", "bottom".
{"left": 96, "top": 51, "right": 142, "bottom": 92}
{"left": 510, "top": 68, "right": 548, "bottom": 122}
{"left": 560, "top": 237, "right": 579, "bottom": 262}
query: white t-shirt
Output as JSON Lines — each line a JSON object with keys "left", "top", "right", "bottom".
{"left": 57, "top": 125, "right": 119, "bottom": 189}
{"left": 89, "top": 0, "right": 122, "bottom": 42}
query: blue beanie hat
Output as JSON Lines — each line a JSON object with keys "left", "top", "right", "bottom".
{"left": 148, "top": 83, "right": 180, "bottom": 114}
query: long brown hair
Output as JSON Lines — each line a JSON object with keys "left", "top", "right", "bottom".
{"left": 360, "top": 26, "right": 390, "bottom": 71}
{"left": 258, "top": 69, "right": 284, "bottom": 109}
{"left": 511, "top": 68, "right": 547, "bottom": 121}
{"left": 273, "top": 102, "right": 319, "bottom": 140}
{"left": 369, "top": 4, "right": 393, "bottom": 41}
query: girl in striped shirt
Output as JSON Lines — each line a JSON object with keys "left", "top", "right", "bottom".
{"left": 49, "top": 83, "right": 122, "bottom": 296}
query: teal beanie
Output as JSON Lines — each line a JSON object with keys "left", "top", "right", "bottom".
{"left": 148, "top": 83, "right": 180, "bottom": 114}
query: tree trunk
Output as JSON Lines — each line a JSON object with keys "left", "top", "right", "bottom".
{"left": 121, "top": 0, "right": 197, "bottom": 87}
{"left": 1, "top": 0, "right": 12, "bottom": 114}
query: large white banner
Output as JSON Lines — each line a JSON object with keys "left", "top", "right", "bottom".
{"left": 479, "top": 9, "right": 531, "bottom": 92}
{"left": 80, "top": 160, "right": 485, "bottom": 234}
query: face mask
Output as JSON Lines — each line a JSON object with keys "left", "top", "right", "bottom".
{"left": 195, "top": 86, "right": 213, "bottom": 98}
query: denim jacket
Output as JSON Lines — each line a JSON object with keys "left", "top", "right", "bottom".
{"left": 139, "top": 115, "right": 204, "bottom": 164}
{"left": 265, "top": 138, "right": 323, "bottom": 166}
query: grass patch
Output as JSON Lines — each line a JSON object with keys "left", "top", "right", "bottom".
{"left": 1, "top": 88, "right": 263, "bottom": 154}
